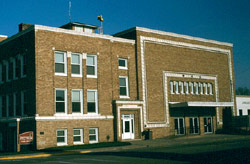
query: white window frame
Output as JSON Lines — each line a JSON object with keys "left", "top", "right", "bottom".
{"left": 87, "top": 90, "right": 98, "bottom": 114}
{"left": 71, "top": 53, "right": 82, "bottom": 77}
{"left": 55, "top": 89, "right": 67, "bottom": 115}
{"left": 89, "top": 128, "right": 98, "bottom": 144}
{"left": 194, "top": 82, "right": 199, "bottom": 95}
{"left": 55, "top": 51, "right": 67, "bottom": 76}
{"left": 174, "top": 81, "right": 179, "bottom": 94}
{"left": 119, "top": 76, "right": 129, "bottom": 98}
{"left": 73, "top": 129, "right": 84, "bottom": 145}
{"left": 56, "top": 129, "right": 67, "bottom": 146}
{"left": 72, "top": 89, "right": 83, "bottom": 115}
{"left": 118, "top": 58, "right": 128, "bottom": 70}
{"left": 86, "top": 55, "right": 97, "bottom": 78}
{"left": 208, "top": 83, "right": 213, "bottom": 95}
{"left": 184, "top": 82, "right": 189, "bottom": 94}
{"left": 179, "top": 82, "right": 184, "bottom": 94}
{"left": 170, "top": 81, "right": 174, "bottom": 94}
{"left": 189, "top": 82, "right": 194, "bottom": 94}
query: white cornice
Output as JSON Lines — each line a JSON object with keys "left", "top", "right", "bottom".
{"left": 136, "top": 27, "right": 233, "bottom": 47}
{"left": 169, "top": 102, "right": 234, "bottom": 108}
{"left": 115, "top": 100, "right": 144, "bottom": 104}
{"left": 34, "top": 25, "right": 135, "bottom": 44}
{"left": 0, "top": 35, "right": 7, "bottom": 38}
{"left": 35, "top": 115, "right": 114, "bottom": 121}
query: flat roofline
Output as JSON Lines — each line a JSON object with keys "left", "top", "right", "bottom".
{"left": 60, "top": 22, "right": 99, "bottom": 29}
{"left": 0, "top": 35, "right": 7, "bottom": 38}
{"left": 169, "top": 102, "right": 234, "bottom": 108}
{"left": 114, "top": 26, "right": 233, "bottom": 47}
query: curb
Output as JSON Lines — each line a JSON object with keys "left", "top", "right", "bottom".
{"left": 0, "top": 150, "right": 91, "bottom": 160}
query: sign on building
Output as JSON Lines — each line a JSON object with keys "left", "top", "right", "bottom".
{"left": 19, "top": 131, "right": 33, "bottom": 145}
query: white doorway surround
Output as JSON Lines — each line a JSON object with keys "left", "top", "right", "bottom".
{"left": 122, "top": 114, "right": 135, "bottom": 139}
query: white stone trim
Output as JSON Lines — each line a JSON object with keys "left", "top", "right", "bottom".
{"left": 136, "top": 27, "right": 232, "bottom": 47}
{"left": 0, "top": 35, "right": 7, "bottom": 38}
{"left": 140, "top": 36, "right": 235, "bottom": 127}
{"left": 169, "top": 102, "right": 234, "bottom": 107}
{"left": 34, "top": 25, "right": 135, "bottom": 44}
{"left": 117, "top": 105, "right": 143, "bottom": 137}
{"left": 35, "top": 115, "right": 114, "bottom": 121}
{"left": 115, "top": 100, "right": 143, "bottom": 104}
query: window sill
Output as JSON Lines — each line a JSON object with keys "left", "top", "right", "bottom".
{"left": 118, "top": 67, "right": 128, "bottom": 70}
{"left": 120, "top": 96, "right": 130, "bottom": 99}
{"left": 55, "top": 73, "right": 67, "bottom": 76}
{"left": 71, "top": 74, "right": 83, "bottom": 78}
{"left": 73, "top": 142, "right": 84, "bottom": 145}
{"left": 87, "top": 75, "right": 97, "bottom": 78}
{"left": 57, "top": 143, "right": 68, "bottom": 146}
{"left": 89, "top": 141, "right": 98, "bottom": 144}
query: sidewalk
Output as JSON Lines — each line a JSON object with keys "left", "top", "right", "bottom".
{"left": 1, "top": 134, "right": 250, "bottom": 160}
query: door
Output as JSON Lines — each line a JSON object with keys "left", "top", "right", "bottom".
{"left": 204, "top": 117, "right": 213, "bottom": 133}
{"left": 189, "top": 117, "right": 199, "bottom": 134}
{"left": 122, "top": 114, "right": 134, "bottom": 139}
{"left": 174, "top": 118, "right": 185, "bottom": 135}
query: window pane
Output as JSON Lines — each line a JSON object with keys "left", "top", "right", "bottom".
{"left": 120, "top": 87, "right": 127, "bottom": 96}
{"left": 55, "top": 53, "right": 64, "bottom": 63}
{"left": 71, "top": 65, "right": 80, "bottom": 74}
{"left": 89, "top": 135, "right": 96, "bottom": 141}
{"left": 57, "top": 130, "right": 64, "bottom": 136}
{"left": 87, "top": 91, "right": 95, "bottom": 102}
{"left": 56, "top": 90, "right": 65, "bottom": 101}
{"left": 56, "top": 102, "right": 65, "bottom": 112}
{"left": 74, "top": 130, "right": 80, "bottom": 135}
{"left": 87, "top": 102, "right": 96, "bottom": 112}
{"left": 87, "top": 66, "right": 95, "bottom": 75}
{"left": 55, "top": 63, "right": 65, "bottom": 73}
{"left": 87, "top": 56, "right": 94, "bottom": 65}
{"left": 72, "top": 91, "right": 80, "bottom": 101}
{"left": 57, "top": 137, "right": 65, "bottom": 143}
{"left": 89, "top": 129, "right": 96, "bottom": 134}
{"left": 119, "top": 59, "right": 126, "bottom": 67}
{"left": 72, "top": 102, "right": 81, "bottom": 112}
{"left": 119, "top": 78, "right": 126, "bottom": 86}
{"left": 72, "top": 54, "right": 80, "bottom": 64}
{"left": 74, "top": 136, "right": 81, "bottom": 142}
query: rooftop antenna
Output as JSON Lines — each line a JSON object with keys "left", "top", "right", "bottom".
{"left": 97, "top": 15, "right": 103, "bottom": 34}
{"left": 69, "top": 0, "right": 71, "bottom": 22}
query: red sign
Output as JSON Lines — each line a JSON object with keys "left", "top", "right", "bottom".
{"left": 19, "top": 131, "right": 33, "bottom": 145}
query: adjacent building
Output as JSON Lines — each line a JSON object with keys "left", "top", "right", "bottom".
{"left": 236, "top": 95, "right": 250, "bottom": 116}
{"left": 0, "top": 22, "right": 236, "bottom": 152}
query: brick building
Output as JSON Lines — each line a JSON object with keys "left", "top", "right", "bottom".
{"left": 0, "top": 22, "right": 235, "bottom": 152}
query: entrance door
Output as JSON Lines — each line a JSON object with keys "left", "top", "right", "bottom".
{"left": 189, "top": 117, "right": 199, "bottom": 134}
{"left": 174, "top": 118, "right": 185, "bottom": 135}
{"left": 204, "top": 117, "right": 213, "bottom": 133}
{"left": 122, "top": 114, "right": 134, "bottom": 139}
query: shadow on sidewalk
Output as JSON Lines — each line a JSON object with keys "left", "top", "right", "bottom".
{"left": 87, "top": 147, "right": 250, "bottom": 164}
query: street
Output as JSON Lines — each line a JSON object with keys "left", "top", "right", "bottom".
{"left": 1, "top": 135, "right": 250, "bottom": 164}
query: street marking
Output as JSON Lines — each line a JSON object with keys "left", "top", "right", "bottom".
{"left": 80, "top": 150, "right": 91, "bottom": 154}
{"left": 0, "top": 154, "right": 51, "bottom": 160}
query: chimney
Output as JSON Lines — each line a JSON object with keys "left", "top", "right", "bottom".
{"left": 19, "top": 23, "right": 33, "bottom": 32}
{"left": 0, "top": 35, "right": 7, "bottom": 42}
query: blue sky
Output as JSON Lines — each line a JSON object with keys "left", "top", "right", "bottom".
{"left": 0, "top": 0, "right": 249, "bottom": 89}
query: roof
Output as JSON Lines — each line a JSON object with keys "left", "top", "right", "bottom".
{"left": 60, "top": 22, "right": 99, "bottom": 29}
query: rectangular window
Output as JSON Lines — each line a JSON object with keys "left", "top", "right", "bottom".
{"left": 204, "top": 83, "right": 208, "bottom": 95}
{"left": 189, "top": 82, "right": 194, "bottom": 94}
{"left": 119, "top": 76, "right": 129, "bottom": 97}
{"left": 57, "top": 129, "right": 67, "bottom": 146}
{"left": 55, "top": 89, "right": 67, "bottom": 114}
{"left": 208, "top": 83, "right": 213, "bottom": 95}
{"left": 55, "top": 51, "right": 67, "bottom": 76}
{"left": 21, "top": 55, "right": 27, "bottom": 77}
{"left": 72, "top": 90, "right": 83, "bottom": 114}
{"left": 199, "top": 83, "right": 203, "bottom": 95}
{"left": 21, "top": 91, "right": 28, "bottom": 116}
{"left": 174, "top": 81, "right": 179, "bottom": 94}
{"left": 239, "top": 109, "right": 243, "bottom": 116}
{"left": 118, "top": 58, "right": 128, "bottom": 70}
{"left": 75, "top": 26, "right": 83, "bottom": 32}
{"left": 89, "top": 128, "right": 98, "bottom": 143}
{"left": 9, "top": 94, "right": 14, "bottom": 117}
{"left": 184, "top": 82, "right": 189, "bottom": 94}
{"left": 86, "top": 55, "right": 97, "bottom": 78}
{"left": 0, "top": 64, "right": 2, "bottom": 83}
{"left": 5, "top": 61, "right": 9, "bottom": 82}
{"left": 2, "top": 62, "right": 6, "bottom": 82}
{"left": 9, "top": 60, "right": 14, "bottom": 80}
{"left": 1, "top": 96, "right": 6, "bottom": 117}
{"left": 73, "top": 129, "right": 83, "bottom": 144}
{"left": 15, "top": 57, "right": 21, "bottom": 79}
{"left": 194, "top": 82, "right": 199, "bottom": 95}
{"left": 87, "top": 90, "right": 98, "bottom": 114}
{"left": 71, "top": 53, "right": 82, "bottom": 76}
{"left": 179, "top": 82, "right": 184, "bottom": 94}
